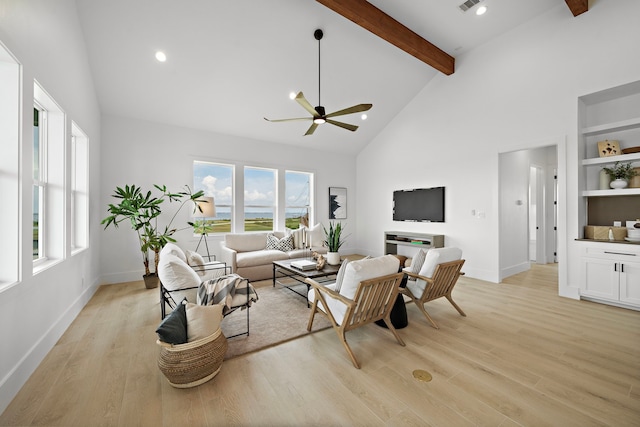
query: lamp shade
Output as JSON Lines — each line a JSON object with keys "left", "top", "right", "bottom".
{"left": 193, "top": 196, "right": 216, "bottom": 218}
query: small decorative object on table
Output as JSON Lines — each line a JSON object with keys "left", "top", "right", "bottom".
{"left": 316, "top": 254, "right": 326, "bottom": 270}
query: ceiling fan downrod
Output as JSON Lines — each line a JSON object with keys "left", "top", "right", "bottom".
{"left": 315, "top": 29, "right": 323, "bottom": 117}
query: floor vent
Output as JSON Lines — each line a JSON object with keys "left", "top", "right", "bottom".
{"left": 459, "top": 0, "right": 481, "bottom": 12}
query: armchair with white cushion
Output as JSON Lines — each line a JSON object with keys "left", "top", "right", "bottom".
{"left": 305, "top": 255, "right": 405, "bottom": 369}
{"left": 402, "top": 247, "right": 466, "bottom": 329}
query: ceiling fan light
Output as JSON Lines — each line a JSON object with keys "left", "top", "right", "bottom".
{"left": 313, "top": 117, "right": 326, "bottom": 124}
{"left": 476, "top": 5, "right": 487, "bottom": 15}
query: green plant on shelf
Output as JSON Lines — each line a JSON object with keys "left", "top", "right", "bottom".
{"left": 602, "top": 161, "right": 637, "bottom": 180}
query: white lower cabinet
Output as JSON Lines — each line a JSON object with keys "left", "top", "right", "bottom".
{"left": 580, "top": 243, "right": 640, "bottom": 309}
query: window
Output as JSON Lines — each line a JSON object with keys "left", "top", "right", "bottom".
{"left": 0, "top": 42, "right": 20, "bottom": 286}
{"left": 285, "top": 170, "right": 313, "bottom": 229}
{"left": 33, "top": 80, "right": 65, "bottom": 270}
{"left": 33, "top": 104, "right": 46, "bottom": 261}
{"left": 244, "top": 167, "right": 276, "bottom": 232}
{"left": 193, "top": 161, "right": 233, "bottom": 233}
{"left": 193, "top": 160, "right": 314, "bottom": 233}
{"left": 71, "top": 122, "right": 89, "bottom": 252}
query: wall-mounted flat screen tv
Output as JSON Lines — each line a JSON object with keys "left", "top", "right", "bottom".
{"left": 393, "top": 186, "right": 445, "bottom": 222}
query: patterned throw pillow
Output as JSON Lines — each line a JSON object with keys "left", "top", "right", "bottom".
{"left": 266, "top": 233, "right": 294, "bottom": 252}
{"left": 333, "top": 259, "right": 350, "bottom": 293}
{"left": 410, "top": 249, "right": 427, "bottom": 274}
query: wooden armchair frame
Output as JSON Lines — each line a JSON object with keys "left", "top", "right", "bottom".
{"left": 402, "top": 259, "right": 466, "bottom": 329}
{"left": 305, "top": 272, "right": 405, "bottom": 369}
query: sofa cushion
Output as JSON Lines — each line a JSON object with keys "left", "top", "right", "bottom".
{"left": 158, "top": 253, "right": 201, "bottom": 291}
{"left": 185, "top": 249, "right": 206, "bottom": 273}
{"left": 418, "top": 247, "right": 463, "bottom": 279}
{"left": 225, "top": 232, "right": 270, "bottom": 252}
{"left": 161, "top": 242, "right": 187, "bottom": 263}
{"left": 266, "top": 233, "right": 294, "bottom": 251}
{"left": 236, "top": 249, "right": 289, "bottom": 268}
{"left": 185, "top": 303, "right": 223, "bottom": 342}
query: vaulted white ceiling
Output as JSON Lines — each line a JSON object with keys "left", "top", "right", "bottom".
{"left": 76, "top": 0, "right": 563, "bottom": 153}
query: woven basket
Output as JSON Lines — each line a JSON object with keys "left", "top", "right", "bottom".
{"left": 157, "top": 328, "right": 227, "bottom": 388}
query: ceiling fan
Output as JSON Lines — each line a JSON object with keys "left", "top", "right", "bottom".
{"left": 264, "top": 29, "right": 372, "bottom": 136}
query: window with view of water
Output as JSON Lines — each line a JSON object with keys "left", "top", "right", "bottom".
{"left": 193, "top": 161, "right": 233, "bottom": 233}
{"left": 244, "top": 166, "right": 276, "bottom": 231}
{"left": 285, "top": 170, "right": 312, "bottom": 229}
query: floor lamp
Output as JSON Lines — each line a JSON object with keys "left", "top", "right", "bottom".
{"left": 193, "top": 196, "right": 216, "bottom": 261}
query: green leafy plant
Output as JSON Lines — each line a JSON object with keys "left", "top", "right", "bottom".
{"left": 603, "top": 161, "right": 638, "bottom": 180}
{"left": 323, "top": 221, "right": 347, "bottom": 252}
{"left": 101, "top": 184, "right": 204, "bottom": 276}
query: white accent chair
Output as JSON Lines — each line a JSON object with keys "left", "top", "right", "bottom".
{"left": 402, "top": 247, "right": 466, "bottom": 329}
{"left": 305, "top": 255, "right": 405, "bottom": 369}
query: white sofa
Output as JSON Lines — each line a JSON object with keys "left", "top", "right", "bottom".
{"left": 219, "top": 226, "right": 327, "bottom": 282}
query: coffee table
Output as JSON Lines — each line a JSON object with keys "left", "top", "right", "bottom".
{"left": 273, "top": 258, "right": 341, "bottom": 305}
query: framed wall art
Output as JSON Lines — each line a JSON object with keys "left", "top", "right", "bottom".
{"left": 329, "top": 187, "right": 347, "bottom": 219}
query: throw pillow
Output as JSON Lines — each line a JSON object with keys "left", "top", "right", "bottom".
{"left": 185, "top": 303, "right": 223, "bottom": 342}
{"left": 185, "top": 249, "right": 206, "bottom": 272}
{"left": 409, "top": 249, "right": 427, "bottom": 274}
{"left": 307, "top": 223, "right": 324, "bottom": 248}
{"left": 286, "top": 227, "right": 306, "bottom": 249}
{"left": 266, "top": 233, "right": 294, "bottom": 251}
{"left": 156, "top": 302, "right": 188, "bottom": 345}
{"left": 333, "top": 258, "right": 350, "bottom": 293}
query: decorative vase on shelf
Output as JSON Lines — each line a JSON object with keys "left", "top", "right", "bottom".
{"left": 599, "top": 169, "right": 611, "bottom": 190}
{"left": 610, "top": 179, "right": 628, "bottom": 189}
{"left": 326, "top": 252, "right": 341, "bottom": 265}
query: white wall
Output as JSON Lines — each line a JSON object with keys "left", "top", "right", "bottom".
{"left": 355, "top": 0, "right": 640, "bottom": 297}
{"left": 0, "top": 0, "right": 101, "bottom": 413}
{"left": 99, "top": 114, "right": 357, "bottom": 283}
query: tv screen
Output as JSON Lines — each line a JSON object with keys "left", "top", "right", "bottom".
{"left": 393, "top": 187, "right": 445, "bottom": 222}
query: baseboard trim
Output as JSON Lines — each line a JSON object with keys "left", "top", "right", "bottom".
{"left": 500, "top": 262, "right": 530, "bottom": 281}
{"left": 0, "top": 280, "right": 99, "bottom": 414}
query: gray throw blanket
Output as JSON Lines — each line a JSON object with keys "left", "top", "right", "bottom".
{"left": 197, "top": 274, "right": 258, "bottom": 315}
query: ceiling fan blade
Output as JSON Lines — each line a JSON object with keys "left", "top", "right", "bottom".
{"left": 326, "top": 103, "right": 372, "bottom": 118}
{"left": 295, "top": 92, "right": 320, "bottom": 118}
{"left": 264, "top": 117, "right": 312, "bottom": 123}
{"left": 304, "top": 123, "right": 319, "bottom": 136}
{"left": 326, "top": 119, "right": 358, "bottom": 132}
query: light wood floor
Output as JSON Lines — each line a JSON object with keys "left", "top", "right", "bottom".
{"left": 2, "top": 264, "right": 639, "bottom": 426}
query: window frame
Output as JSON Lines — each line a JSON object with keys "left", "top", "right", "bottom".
{"left": 243, "top": 166, "right": 277, "bottom": 232}
{"left": 33, "top": 102, "right": 48, "bottom": 265}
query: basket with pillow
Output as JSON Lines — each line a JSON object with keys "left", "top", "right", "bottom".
{"left": 156, "top": 301, "right": 227, "bottom": 388}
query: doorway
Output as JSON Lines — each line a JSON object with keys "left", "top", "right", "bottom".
{"left": 499, "top": 145, "right": 558, "bottom": 281}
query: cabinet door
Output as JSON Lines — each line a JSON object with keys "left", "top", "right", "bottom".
{"left": 580, "top": 257, "right": 619, "bottom": 300}
{"left": 619, "top": 260, "right": 640, "bottom": 306}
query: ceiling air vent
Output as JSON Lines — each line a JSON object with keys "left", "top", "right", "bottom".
{"left": 459, "top": 0, "right": 481, "bottom": 12}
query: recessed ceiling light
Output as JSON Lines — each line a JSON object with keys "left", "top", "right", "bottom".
{"left": 361, "top": 114, "right": 368, "bottom": 120}
{"left": 155, "top": 51, "right": 167, "bottom": 62}
{"left": 476, "top": 5, "right": 487, "bottom": 15}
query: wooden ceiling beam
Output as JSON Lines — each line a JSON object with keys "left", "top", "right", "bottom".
{"left": 565, "top": 0, "right": 588, "bottom": 17}
{"left": 316, "top": 0, "right": 454, "bottom": 75}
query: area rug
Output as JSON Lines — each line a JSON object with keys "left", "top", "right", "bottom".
{"left": 220, "top": 279, "right": 332, "bottom": 359}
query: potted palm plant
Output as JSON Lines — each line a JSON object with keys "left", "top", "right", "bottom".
{"left": 101, "top": 184, "right": 205, "bottom": 288}
{"left": 323, "top": 221, "right": 346, "bottom": 265}
{"left": 603, "top": 161, "right": 638, "bottom": 189}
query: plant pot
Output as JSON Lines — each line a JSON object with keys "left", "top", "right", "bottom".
{"left": 326, "top": 252, "right": 341, "bottom": 265}
{"left": 143, "top": 273, "right": 159, "bottom": 289}
{"left": 610, "top": 179, "right": 628, "bottom": 189}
